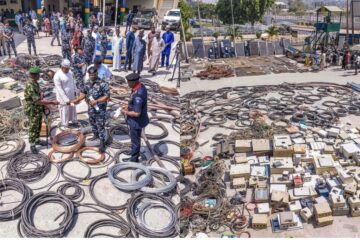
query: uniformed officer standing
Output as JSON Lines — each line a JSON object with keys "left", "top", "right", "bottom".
{"left": 81, "top": 29, "right": 95, "bottom": 65}
{"left": 3, "top": 22, "right": 17, "bottom": 58}
{"left": 121, "top": 73, "right": 149, "bottom": 162}
{"left": 61, "top": 25, "right": 72, "bottom": 60}
{"left": 24, "top": 67, "right": 58, "bottom": 154}
{"left": 51, "top": 17, "right": 61, "bottom": 46}
{"left": 71, "top": 67, "right": 110, "bottom": 153}
{"left": 23, "top": 19, "right": 37, "bottom": 55}
{"left": 71, "top": 46, "right": 86, "bottom": 91}
{"left": 100, "top": 28, "right": 108, "bottom": 62}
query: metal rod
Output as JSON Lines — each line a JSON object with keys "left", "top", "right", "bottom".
{"left": 103, "top": 0, "right": 105, "bottom": 27}
{"left": 230, "top": 0, "right": 237, "bottom": 56}
{"left": 197, "top": 0, "right": 206, "bottom": 58}
{"left": 347, "top": 0, "right": 349, "bottom": 40}
{"left": 180, "top": 11, "right": 189, "bottom": 62}
{"left": 115, "top": 0, "right": 119, "bottom": 28}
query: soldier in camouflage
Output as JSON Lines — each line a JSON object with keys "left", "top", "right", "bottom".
{"left": 0, "top": 22, "right": 7, "bottom": 56}
{"left": 81, "top": 29, "right": 95, "bottom": 65}
{"left": 24, "top": 67, "right": 58, "bottom": 154}
{"left": 51, "top": 17, "right": 61, "bottom": 46}
{"left": 23, "top": 19, "right": 37, "bottom": 55}
{"left": 100, "top": 28, "right": 108, "bottom": 62}
{"left": 71, "top": 67, "right": 110, "bottom": 153}
{"left": 71, "top": 46, "right": 86, "bottom": 91}
{"left": 61, "top": 25, "right": 72, "bottom": 61}
{"left": 3, "top": 22, "right": 17, "bottom": 58}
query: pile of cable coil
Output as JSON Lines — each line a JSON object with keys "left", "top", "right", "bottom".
{"left": 107, "top": 162, "right": 177, "bottom": 194}
{"left": 18, "top": 192, "right": 75, "bottom": 238}
{"left": 0, "top": 178, "right": 32, "bottom": 221}
{"left": 127, "top": 193, "right": 178, "bottom": 237}
{"left": 7, "top": 152, "right": 51, "bottom": 183}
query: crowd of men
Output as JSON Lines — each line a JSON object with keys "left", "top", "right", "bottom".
{"left": 19, "top": 10, "right": 176, "bottom": 163}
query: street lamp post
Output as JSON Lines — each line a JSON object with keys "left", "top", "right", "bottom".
{"left": 197, "top": 0, "right": 206, "bottom": 58}
{"left": 230, "top": 0, "right": 237, "bottom": 57}
{"left": 103, "top": 0, "right": 106, "bottom": 27}
{"left": 115, "top": 0, "right": 119, "bottom": 28}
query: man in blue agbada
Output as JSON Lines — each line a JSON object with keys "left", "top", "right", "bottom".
{"left": 161, "top": 25, "right": 174, "bottom": 69}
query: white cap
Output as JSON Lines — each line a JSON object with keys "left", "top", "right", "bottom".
{"left": 61, "top": 59, "right": 71, "bottom": 68}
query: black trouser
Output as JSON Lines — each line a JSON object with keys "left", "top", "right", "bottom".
{"left": 129, "top": 127, "right": 142, "bottom": 162}
{"left": 124, "top": 51, "right": 132, "bottom": 70}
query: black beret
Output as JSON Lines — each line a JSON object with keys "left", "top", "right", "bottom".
{"left": 125, "top": 73, "right": 140, "bottom": 81}
{"left": 94, "top": 56, "right": 103, "bottom": 64}
{"left": 87, "top": 66, "right": 98, "bottom": 74}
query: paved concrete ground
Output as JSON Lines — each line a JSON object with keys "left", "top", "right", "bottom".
{"left": 181, "top": 64, "right": 360, "bottom": 96}
{"left": 0, "top": 28, "right": 180, "bottom": 237}
{"left": 182, "top": 62, "right": 360, "bottom": 237}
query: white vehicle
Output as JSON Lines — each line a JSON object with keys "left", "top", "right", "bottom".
{"left": 162, "top": 9, "right": 180, "bottom": 31}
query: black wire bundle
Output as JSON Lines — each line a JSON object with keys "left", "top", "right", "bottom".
{"left": 56, "top": 182, "right": 85, "bottom": 203}
{"left": 0, "top": 137, "right": 25, "bottom": 161}
{"left": 7, "top": 152, "right": 51, "bottom": 183}
{"left": 0, "top": 178, "right": 32, "bottom": 221}
{"left": 84, "top": 219, "right": 132, "bottom": 238}
{"left": 18, "top": 191, "right": 75, "bottom": 238}
{"left": 144, "top": 122, "right": 169, "bottom": 140}
{"left": 153, "top": 140, "right": 180, "bottom": 159}
{"left": 126, "top": 193, "right": 178, "bottom": 237}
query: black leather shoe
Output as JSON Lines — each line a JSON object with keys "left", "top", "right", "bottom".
{"left": 36, "top": 140, "right": 49, "bottom": 146}
{"left": 30, "top": 146, "right": 38, "bottom": 154}
{"left": 99, "top": 141, "right": 106, "bottom": 153}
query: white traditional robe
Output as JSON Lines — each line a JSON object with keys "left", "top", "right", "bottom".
{"left": 149, "top": 37, "right": 165, "bottom": 72}
{"left": 112, "top": 35, "right": 124, "bottom": 70}
{"left": 92, "top": 31, "right": 101, "bottom": 61}
{"left": 54, "top": 69, "right": 77, "bottom": 127}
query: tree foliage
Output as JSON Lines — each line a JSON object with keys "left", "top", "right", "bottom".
{"left": 179, "top": 0, "right": 194, "bottom": 41}
{"left": 216, "top": 0, "right": 275, "bottom": 25}
{"left": 288, "top": 0, "right": 306, "bottom": 16}
{"left": 196, "top": 3, "right": 217, "bottom": 19}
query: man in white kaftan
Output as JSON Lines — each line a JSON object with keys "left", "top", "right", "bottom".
{"left": 54, "top": 59, "right": 77, "bottom": 127}
{"left": 149, "top": 29, "right": 165, "bottom": 75}
{"left": 91, "top": 26, "right": 101, "bottom": 62}
{"left": 112, "top": 26, "right": 124, "bottom": 71}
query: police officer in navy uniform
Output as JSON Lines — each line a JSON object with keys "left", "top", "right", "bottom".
{"left": 121, "top": 73, "right": 149, "bottom": 162}
{"left": 71, "top": 66, "right": 110, "bottom": 153}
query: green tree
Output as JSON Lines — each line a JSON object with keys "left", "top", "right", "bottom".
{"left": 288, "top": 0, "right": 306, "bottom": 16}
{"left": 265, "top": 25, "right": 279, "bottom": 39}
{"left": 216, "top": 0, "right": 275, "bottom": 26}
{"left": 179, "top": 0, "right": 194, "bottom": 41}
{"left": 197, "top": 3, "right": 217, "bottom": 19}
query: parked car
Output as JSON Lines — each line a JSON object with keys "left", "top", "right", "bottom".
{"left": 162, "top": 9, "right": 180, "bottom": 31}
{"left": 132, "top": 9, "right": 159, "bottom": 29}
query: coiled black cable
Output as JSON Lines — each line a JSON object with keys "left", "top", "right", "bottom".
{"left": 153, "top": 140, "right": 180, "bottom": 159}
{"left": 18, "top": 191, "right": 75, "bottom": 238}
{"left": 7, "top": 152, "right": 51, "bottom": 183}
{"left": 0, "top": 178, "right": 32, "bottom": 221}
{"left": 126, "top": 193, "right": 178, "bottom": 237}
{"left": 89, "top": 174, "right": 128, "bottom": 210}
{"left": 84, "top": 219, "right": 132, "bottom": 238}
{"left": 56, "top": 182, "right": 85, "bottom": 203}
{"left": 0, "top": 137, "right": 25, "bottom": 161}
{"left": 144, "top": 122, "right": 169, "bottom": 140}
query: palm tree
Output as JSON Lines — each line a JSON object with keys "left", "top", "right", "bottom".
{"left": 225, "top": 26, "right": 242, "bottom": 41}
{"left": 265, "top": 25, "right": 279, "bottom": 40}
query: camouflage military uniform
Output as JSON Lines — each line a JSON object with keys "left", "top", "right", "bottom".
{"left": 82, "top": 77, "right": 110, "bottom": 143}
{"left": 23, "top": 24, "right": 37, "bottom": 55}
{"left": 81, "top": 35, "right": 95, "bottom": 65}
{"left": 71, "top": 53, "right": 86, "bottom": 91}
{"left": 100, "top": 32, "right": 108, "bottom": 62}
{"left": 61, "top": 31, "right": 72, "bottom": 60}
{"left": 4, "top": 26, "right": 17, "bottom": 57}
{"left": 51, "top": 19, "right": 61, "bottom": 46}
{"left": 24, "top": 80, "right": 44, "bottom": 145}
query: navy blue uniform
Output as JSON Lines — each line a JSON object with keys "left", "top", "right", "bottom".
{"left": 82, "top": 78, "right": 110, "bottom": 143}
{"left": 127, "top": 83, "right": 149, "bottom": 162}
